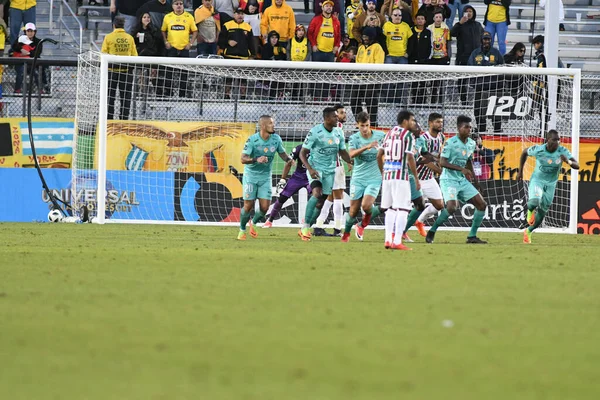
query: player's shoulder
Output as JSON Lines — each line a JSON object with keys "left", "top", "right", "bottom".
{"left": 271, "top": 133, "right": 283, "bottom": 142}
{"left": 349, "top": 132, "right": 361, "bottom": 141}
{"left": 559, "top": 145, "right": 571, "bottom": 154}
{"left": 372, "top": 129, "right": 386, "bottom": 139}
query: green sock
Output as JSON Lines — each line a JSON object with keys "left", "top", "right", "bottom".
{"left": 429, "top": 208, "right": 450, "bottom": 233}
{"left": 527, "top": 201, "right": 538, "bottom": 212}
{"left": 528, "top": 208, "right": 547, "bottom": 233}
{"left": 370, "top": 205, "right": 381, "bottom": 219}
{"left": 469, "top": 209, "right": 485, "bottom": 237}
{"left": 252, "top": 210, "right": 265, "bottom": 225}
{"left": 344, "top": 213, "right": 355, "bottom": 234}
{"left": 304, "top": 196, "right": 319, "bottom": 227}
{"left": 240, "top": 209, "right": 251, "bottom": 231}
{"left": 403, "top": 208, "right": 422, "bottom": 233}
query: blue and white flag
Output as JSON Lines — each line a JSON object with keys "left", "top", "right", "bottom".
{"left": 126, "top": 144, "right": 148, "bottom": 171}
{"left": 20, "top": 122, "right": 74, "bottom": 156}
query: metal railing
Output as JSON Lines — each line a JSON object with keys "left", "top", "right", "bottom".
{"left": 49, "top": 0, "right": 84, "bottom": 52}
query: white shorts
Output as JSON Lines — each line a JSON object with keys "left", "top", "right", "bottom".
{"left": 333, "top": 165, "right": 346, "bottom": 190}
{"left": 420, "top": 178, "right": 443, "bottom": 200}
{"left": 381, "top": 179, "right": 411, "bottom": 210}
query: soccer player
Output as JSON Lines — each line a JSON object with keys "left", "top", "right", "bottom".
{"left": 262, "top": 144, "right": 311, "bottom": 228}
{"left": 341, "top": 111, "right": 385, "bottom": 242}
{"left": 377, "top": 110, "right": 420, "bottom": 250}
{"left": 299, "top": 107, "right": 353, "bottom": 241}
{"left": 517, "top": 129, "right": 579, "bottom": 244}
{"left": 425, "top": 115, "right": 488, "bottom": 244}
{"left": 402, "top": 112, "right": 446, "bottom": 239}
{"left": 238, "top": 115, "right": 292, "bottom": 240}
{"left": 314, "top": 104, "right": 349, "bottom": 237}
{"left": 400, "top": 122, "right": 427, "bottom": 243}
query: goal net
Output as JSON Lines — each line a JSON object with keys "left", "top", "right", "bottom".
{"left": 72, "top": 51, "right": 580, "bottom": 233}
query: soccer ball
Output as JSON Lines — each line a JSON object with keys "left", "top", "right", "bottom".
{"left": 48, "top": 209, "right": 64, "bottom": 223}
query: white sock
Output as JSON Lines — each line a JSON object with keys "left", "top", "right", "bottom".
{"left": 315, "top": 199, "right": 333, "bottom": 227}
{"left": 418, "top": 203, "right": 439, "bottom": 223}
{"left": 385, "top": 209, "right": 397, "bottom": 243}
{"left": 333, "top": 199, "right": 344, "bottom": 230}
{"left": 393, "top": 210, "right": 408, "bottom": 245}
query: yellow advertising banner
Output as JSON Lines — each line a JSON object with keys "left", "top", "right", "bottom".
{"left": 0, "top": 118, "right": 74, "bottom": 168}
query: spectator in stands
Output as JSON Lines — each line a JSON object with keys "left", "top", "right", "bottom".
{"left": 336, "top": 33, "right": 354, "bottom": 62}
{"left": 101, "top": 16, "right": 137, "bottom": 120}
{"left": 447, "top": 0, "right": 467, "bottom": 29}
{"left": 408, "top": 11, "right": 431, "bottom": 104}
{"left": 12, "top": 23, "right": 49, "bottom": 94}
{"left": 504, "top": 41, "right": 525, "bottom": 64}
{"left": 483, "top": 0, "right": 510, "bottom": 55}
{"left": 9, "top": 0, "right": 37, "bottom": 43}
{"left": 314, "top": 0, "right": 344, "bottom": 35}
{"left": 261, "top": 0, "right": 295, "bottom": 47}
{"left": 288, "top": 24, "right": 310, "bottom": 61}
{"left": 308, "top": 0, "right": 341, "bottom": 62}
{"left": 262, "top": 30, "right": 287, "bottom": 60}
{"left": 451, "top": 5, "right": 482, "bottom": 103}
{"left": 381, "top": 0, "right": 413, "bottom": 27}
{"left": 345, "top": 0, "right": 363, "bottom": 42}
{"left": 162, "top": 0, "right": 198, "bottom": 97}
{"left": 429, "top": 8, "right": 450, "bottom": 103}
{"left": 240, "top": 0, "right": 263, "bottom": 56}
{"left": 133, "top": 12, "right": 163, "bottom": 56}
{"left": 382, "top": 8, "right": 412, "bottom": 64}
{"left": 214, "top": 0, "right": 239, "bottom": 25}
{"left": 0, "top": 0, "right": 9, "bottom": 43}
{"left": 218, "top": 7, "right": 253, "bottom": 98}
{"left": 351, "top": 0, "right": 384, "bottom": 43}
{"left": 418, "top": 0, "right": 450, "bottom": 26}
{"left": 468, "top": 31, "right": 504, "bottom": 133}
{"left": 351, "top": 27, "right": 384, "bottom": 125}
{"left": 137, "top": 0, "right": 171, "bottom": 34}
{"left": 472, "top": 134, "right": 497, "bottom": 180}
{"left": 195, "top": 0, "right": 221, "bottom": 55}
{"left": 110, "top": 0, "right": 148, "bottom": 35}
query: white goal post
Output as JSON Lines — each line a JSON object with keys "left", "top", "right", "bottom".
{"left": 73, "top": 51, "right": 581, "bottom": 233}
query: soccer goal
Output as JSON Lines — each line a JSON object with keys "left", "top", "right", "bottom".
{"left": 72, "top": 51, "right": 580, "bottom": 233}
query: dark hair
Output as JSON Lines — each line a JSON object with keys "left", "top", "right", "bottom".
{"left": 134, "top": 12, "right": 155, "bottom": 34}
{"left": 532, "top": 35, "right": 544, "bottom": 45}
{"left": 546, "top": 129, "right": 559, "bottom": 139}
{"left": 356, "top": 111, "right": 370, "bottom": 123}
{"left": 333, "top": 103, "right": 345, "bottom": 112}
{"left": 432, "top": 7, "right": 445, "bottom": 17}
{"left": 428, "top": 112, "right": 443, "bottom": 122}
{"left": 323, "top": 107, "right": 337, "bottom": 119}
{"left": 114, "top": 16, "right": 125, "bottom": 29}
{"left": 397, "top": 110, "right": 414, "bottom": 125}
{"left": 457, "top": 115, "right": 472, "bottom": 127}
{"left": 505, "top": 42, "right": 526, "bottom": 63}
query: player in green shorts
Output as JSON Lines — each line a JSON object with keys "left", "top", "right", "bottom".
{"left": 341, "top": 111, "right": 386, "bottom": 242}
{"left": 517, "top": 129, "right": 579, "bottom": 244}
{"left": 299, "top": 106, "right": 353, "bottom": 241}
{"left": 238, "top": 115, "right": 292, "bottom": 240}
{"left": 426, "top": 115, "right": 488, "bottom": 244}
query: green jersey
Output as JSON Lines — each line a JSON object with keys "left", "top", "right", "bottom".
{"left": 527, "top": 144, "right": 572, "bottom": 184}
{"left": 409, "top": 135, "right": 427, "bottom": 178}
{"left": 302, "top": 124, "right": 346, "bottom": 173}
{"left": 440, "top": 135, "right": 477, "bottom": 181}
{"left": 348, "top": 129, "right": 385, "bottom": 183}
{"left": 242, "top": 132, "right": 285, "bottom": 181}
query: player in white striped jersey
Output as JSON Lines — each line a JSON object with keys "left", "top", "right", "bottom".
{"left": 376, "top": 110, "right": 421, "bottom": 250}
{"left": 314, "top": 104, "right": 348, "bottom": 237}
{"left": 403, "top": 112, "right": 446, "bottom": 238}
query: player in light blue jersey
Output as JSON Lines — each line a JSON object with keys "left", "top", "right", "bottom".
{"left": 299, "top": 107, "right": 353, "bottom": 241}
{"left": 518, "top": 129, "right": 579, "bottom": 244}
{"left": 341, "top": 111, "right": 386, "bottom": 242}
{"left": 238, "top": 115, "right": 292, "bottom": 240}
{"left": 426, "top": 115, "right": 489, "bottom": 244}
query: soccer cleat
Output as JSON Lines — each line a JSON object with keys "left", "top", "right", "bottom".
{"left": 401, "top": 232, "right": 414, "bottom": 243}
{"left": 262, "top": 220, "right": 272, "bottom": 228}
{"left": 298, "top": 227, "right": 312, "bottom": 241}
{"left": 425, "top": 230, "right": 436, "bottom": 244}
{"left": 466, "top": 236, "right": 487, "bottom": 244}
{"left": 354, "top": 224, "right": 364, "bottom": 241}
{"left": 341, "top": 232, "right": 350, "bottom": 242}
{"left": 385, "top": 241, "right": 392, "bottom": 249}
{"left": 237, "top": 230, "right": 247, "bottom": 241}
{"left": 414, "top": 220, "right": 427, "bottom": 237}
{"left": 333, "top": 228, "right": 342, "bottom": 237}
{"left": 523, "top": 228, "right": 532, "bottom": 244}
{"left": 248, "top": 222, "right": 258, "bottom": 238}
{"left": 313, "top": 227, "right": 333, "bottom": 237}
{"left": 391, "top": 243, "right": 412, "bottom": 251}
{"left": 527, "top": 209, "right": 536, "bottom": 226}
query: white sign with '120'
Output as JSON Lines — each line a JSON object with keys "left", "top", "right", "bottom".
{"left": 486, "top": 96, "right": 533, "bottom": 117}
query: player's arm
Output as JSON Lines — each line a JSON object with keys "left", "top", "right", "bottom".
{"left": 300, "top": 146, "right": 319, "bottom": 179}
{"left": 440, "top": 157, "right": 473, "bottom": 180}
{"left": 517, "top": 147, "right": 530, "bottom": 180}
{"left": 377, "top": 148, "right": 385, "bottom": 173}
{"left": 339, "top": 149, "right": 353, "bottom": 165}
{"left": 241, "top": 153, "right": 268, "bottom": 164}
{"left": 279, "top": 153, "right": 294, "bottom": 179}
{"left": 425, "top": 159, "right": 442, "bottom": 175}
{"left": 349, "top": 141, "right": 378, "bottom": 158}
{"left": 561, "top": 154, "right": 580, "bottom": 170}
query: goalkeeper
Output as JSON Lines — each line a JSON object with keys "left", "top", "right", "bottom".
{"left": 263, "top": 144, "right": 312, "bottom": 228}
{"left": 517, "top": 130, "right": 579, "bottom": 244}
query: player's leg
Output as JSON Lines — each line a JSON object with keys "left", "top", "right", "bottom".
{"left": 524, "top": 182, "right": 555, "bottom": 243}
{"left": 266, "top": 176, "right": 306, "bottom": 226}
{"left": 381, "top": 180, "right": 395, "bottom": 248}
{"left": 342, "top": 197, "right": 362, "bottom": 242}
{"left": 391, "top": 180, "right": 412, "bottom": 250}
{"left": 464, "top": 181, "right": 488, "bottom": 243}
{"left": 426, "top": 179, "right": 457, "bottom": 243}
{"left": 248, "top": 190, "right": 271, "bottom": 238}
{"left": 416, "top": 179, "right": 444, "bottom": 235}
{"left": 403, "top": 198, "right": 425, "bottom": 242}
{"left": 314, "top": 193, "right": 333, "bottom": 235}
{"left": 354, "top": 191, "right": 380, "bottom": 241}
{"left": 526, "top": 179, "right": 543, "bottom": 226}
{"left": 264, "top": 194, "right": 289, "bottom": 227}
{"left": 331, "top": 188, "right": 345, "bottom": 236}
{"left": 239, "top": 177, "right": 258, "bottom": 239}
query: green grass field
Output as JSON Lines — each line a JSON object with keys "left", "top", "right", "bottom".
{"left": 2, "top": 223, "right": 600, "bottom": 400}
